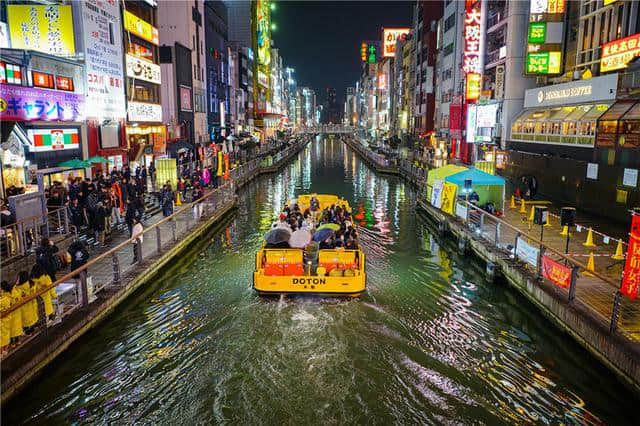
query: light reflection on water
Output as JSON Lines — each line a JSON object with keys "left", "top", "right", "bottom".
{"left": 5, "top": 137, "right": 637, "bottom": 425}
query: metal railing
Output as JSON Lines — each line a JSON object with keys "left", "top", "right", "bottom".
{"left": 420, "top": 182, "right": 638, "bottom": 342}
{"left": 1, "top": 206, "right": 73, "bottom": 263}
{"left": 0, "top": 183, "right": 236, "bottom": 358}
{"left": 345, "top": 137, "right": 397, "bottom": 170}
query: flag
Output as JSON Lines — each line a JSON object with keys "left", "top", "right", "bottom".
{"left": 621, "top": 215, "right": 640, "bottom": 300}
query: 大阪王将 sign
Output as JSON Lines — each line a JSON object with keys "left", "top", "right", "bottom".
{"left": 0, "top": 85, "right": 84, "bottom": 122}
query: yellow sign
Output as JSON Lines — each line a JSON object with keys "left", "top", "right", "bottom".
{"left": 604, "top": 0, "right": 617, "bottom": 5}
{"left": 123, "top": 10, "right": 159, "bottom": 46}
{"left": 441, "top": 183, "right": 458, "bottom": 215}
{"left": 7, "top": 5, "right": 75, "bottom": 55}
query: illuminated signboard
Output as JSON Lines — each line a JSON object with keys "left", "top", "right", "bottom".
{"left": 27, "top": 128, "right": 79, "bottom": 152}
{"left": 526, "top": 0, "right": 564, "bottom": 75}
{"left": 604, "top": 0, "right": 617, "bottom": 5}
{"left": 361, "top": 42, "right": 367, "bottom": 62}
{"left": 600, "top": 32, "right": 640, "bottom": 73}
{"left": 55, "top": 76, "right": 74, "bottom": 92}
{"left": 126, "top": 54, "right": 161, "bottom": 85}
{"left": 123, "top": 10, "right": 159, "bottom": 46}
{"left": 378, "top": 74, "right": 387, "bottom": 90}
{"left": 7, "top": 5, "right": 75, "bottom": 55}
{"left": 256, "top": 0, "right": 271, "bottom": 66}
{"left": 32, "top": 71, "right": 54, "bottom": 89}
{"left": 382, "top": 28, "right": 410, "bottom": 58}
{"left": 368, "top": 44, "right": 378, "bottom": 64}
{"left": 180, "top": 86, "right": 192, "bottom": 112}
{"left": 128, "top": 101, "right": 162, "bottom": 122}
{"left": 463, "top": 4, "right": 482, "bottom": 101}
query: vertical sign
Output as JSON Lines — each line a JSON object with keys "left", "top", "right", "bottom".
{"left": 80, "top": 0, "right": 126, "bottom": 119}
{"left": 621, "top": 215, "right": 640, "bottom": 300}
{"left": 526, "top": 0, "right": 565, "bottom": 75}
{"left": 463, "top": 2, "right": 482, "bottom": 102}
{"left": 382, "top": 28, "right": 410, "bottom": 58}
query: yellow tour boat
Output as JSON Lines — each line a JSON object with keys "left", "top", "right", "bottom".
{"left": 253, "top": 194, "right": 366, "bottom": 297}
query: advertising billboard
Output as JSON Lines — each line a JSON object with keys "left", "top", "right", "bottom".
{"left": 382, "top": 28, "right": 410, "bottom": 58}
{"left": 127, "top": 101, "right": 162, "bottom": 122}
{"left": 123, "top": 10, "right": 159, "bottom": 45}
{"left": 126, "top": 54, "right": 161, "bottom": 85}
{"left": 81, "top": 0, "right": 127, "bottom": 120}
{"left": 7, "top": 5, "right": 75, "bottom": 55}
{"left": 0, "top": 84, "right": 85, "bottom": 122}
{"left": 526, "top": 0, "right": 565, "bottom": 75}
{"left": 463, "top": 4, "right": 483, "bottom": 102}
{"left": 600, "top": 32, "right": 640, "bottom": 73}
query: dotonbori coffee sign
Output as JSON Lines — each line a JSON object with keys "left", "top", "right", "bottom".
{"left": 524, "top": 74, "right": 618, "bottom": 108}
{"left": 126, "top": 54, "right": 161, "bottom": 85}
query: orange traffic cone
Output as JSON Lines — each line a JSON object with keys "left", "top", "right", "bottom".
{"left": 519, "top": 199, "right": 526, "bottom": 214}
{"left": 509, "top": 195, "right": 516, "bottom": 209}
{"left": 612, "top": 240, "right": 625, "bottom": 260}
{"left": 175, "top": 192, "right": 182, "bottom": 206}
{"left": 583, "top": 252, "right": 595, "bottom": 276}
{"left": 583, "top": 227, "right": 596, "bottom": 247}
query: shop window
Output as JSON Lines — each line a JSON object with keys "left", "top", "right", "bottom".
{"left": 598, "top": 120, "right": 618, "bottom": 134}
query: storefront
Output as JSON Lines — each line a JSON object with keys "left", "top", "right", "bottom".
{"left": 595, "top": 100, "right": 640, "bottom": 167}
{"left": 126, "top": 123, "right": 166, "bottom": 166}
{"left": 510, "top": 74, "right": 619, "bottom": 159}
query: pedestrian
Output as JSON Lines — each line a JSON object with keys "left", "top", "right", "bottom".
{"left": 94, "top": 201, "right": 108, "bottom": 247}
{"left": 131, "top": 217, "right": 143, "bottom": 264}
{"left": 1, "top": 280, "right": 23, "bottom": 347}
{"left": 16, "top": 271, "right": 38, "bottom": 333}
{"left": 140, "top": 165, "right": 148, "bottom": 193}
{"left": 192, "top": 185, "right": 204, "bottom": 220}
{"left": 68, "top": 239, "right": 90, "bottom": 278}
{"left": 149, "top": 161, "right": 156, "bottom": 189}
{"left": 112, "top": 179, "right": 123, "bottom": 223}
{"left": 161, "top": 184, "right": 174, "bottom": 217}
{"left": 68, "top": 197, "right": 86, "bottom": 231}
{"left": 30, "top": 265, "right": 57, "bottom": 321}
{"left": 35, "top": 238, "right": 59, "bottom": 281}
{"left": 125, "top": 198, "right": 137, "bottom": 236}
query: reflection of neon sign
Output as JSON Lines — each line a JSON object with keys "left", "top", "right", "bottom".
{"left": 256, "top": 0, "right": 271, "bottom": 66}
{"left": 463, "top": 4, "right": 482, "bottom": 101}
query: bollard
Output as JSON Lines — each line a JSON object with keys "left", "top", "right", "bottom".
{"left": 112, "top": 252, "right": 120, "bottom": 285}
{"left": 156, "top": 226, "right": 162, "bottom": 253}
{"left": 610, "top": 291, "right": 622, "bottom": 333}
{"left": 172, "top": 220, "right": 177, "bottom": 242}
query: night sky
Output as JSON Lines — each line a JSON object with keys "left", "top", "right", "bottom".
{"left": 272, "top": 1, "right": 414, "bottom": 105}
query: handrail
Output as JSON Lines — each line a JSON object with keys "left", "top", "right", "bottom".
{"left": 1, "top": 205, "right": 68, "bottom": 231}
{"left": 422, "top": 183, "right": 621, "bottom": 290}
{"left": 0, "top": 139, "right": 308, "bottom": 318}
{"left": 0, "top": 182, "right": 234, "bottom": 318}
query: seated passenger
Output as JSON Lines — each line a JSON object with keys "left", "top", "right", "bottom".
{"left": 319, "top": 238, "right": 333, "bottom": 250}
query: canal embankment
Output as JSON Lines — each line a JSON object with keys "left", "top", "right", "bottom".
{"left": 343, "top": 136, "right": 640, "bottom": 393}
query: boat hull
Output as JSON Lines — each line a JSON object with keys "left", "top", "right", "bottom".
{"left": 253, "top": 272, "right": 365, "bottom": 297}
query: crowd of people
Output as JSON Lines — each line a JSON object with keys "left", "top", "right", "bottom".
{"left": 267, "top": 196, "right": 358, "bottom": 250}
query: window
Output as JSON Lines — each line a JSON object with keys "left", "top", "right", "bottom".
{"left": 194, "top": 64, "right": 198, "bottom": 81}
{"left": 443, "top": 42, "right": 454, "bottom": 56}
{"left": 444, "top": 13, "right": 456, "bottom": 32}
{"left": 443, "top": 68, "right": 453, "bottom": 81}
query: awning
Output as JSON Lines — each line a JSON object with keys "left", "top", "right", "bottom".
{"left": 166, "top": 140, "right": 196, "bottom": 155}
{"left": 513, "top": 102, "right": 613, "bottom": 124}
{"left": 620, "top": 102, "right": 640, "bottom": 120}
{"left": 445, "top": 168, "right": 506, "bottom": 186}
{"left": 599, "top": 101, "right": 635, "bottom": 121}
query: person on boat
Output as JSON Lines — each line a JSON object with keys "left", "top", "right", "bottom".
{"left": 31, "top": 265, "right": 57, "bottom": 321}
{"left": 1, "top": 280, "right": 23, "bottom": 347}
{"left": 16, "top": 271, "right": 38, "bottom": 334}
{"left": 310, "top": 196, "right": 320, "bottom": 212}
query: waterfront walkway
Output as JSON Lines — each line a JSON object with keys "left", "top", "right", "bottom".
{"left": 0, "top": 138, "right": 309, "bottom": 403}
{"left": 343, "top": 136, "right": 640, "bottom": 392}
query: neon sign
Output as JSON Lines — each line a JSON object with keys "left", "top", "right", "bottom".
{"left": 463, "top": 4, "right": 482, "bottom": 101}
{"left": 382, "top": 28, "right": 410, "bottom": 58}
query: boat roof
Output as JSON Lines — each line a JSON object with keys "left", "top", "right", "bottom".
{"left": 293, "top": 194, "right": 351, "bottom": 211}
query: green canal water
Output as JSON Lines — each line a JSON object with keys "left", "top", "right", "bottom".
{"left": 6, "top": 138, "right": 638, "bottom": 424}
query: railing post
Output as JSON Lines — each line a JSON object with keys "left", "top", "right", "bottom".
{"left": 112, "top": 252, "right": 121, "bottom": 285}
{"left": 568, "top": 266, "right": 579, "bottom": 302}
{"left": 172, "top": 219, "right": 177, "bottom": 242}
{"left": 480, "top": 213, "right": 485, "bottom": 232}
{"left": 56, "top": 209, "right": 62, "bottom": 234}
{"left": 537, "top": 246, "right": 545, "bottom": 281}
{"left": 156, "top": 226, "right": 162, "bottom": 253}
{"left": 80, "top": 269, "right": 89, "bottom": 307}
{"left": 494, "top": 222, "right": 500, "bottom": 245}
{"left": 513, "top": 232, "right": 521, "bottom": 260}
{"left": 610, "top": 291, "right": 622, "bottom": 333}
{"left": 135, "top": 239, "right": 143, "bottom": 263}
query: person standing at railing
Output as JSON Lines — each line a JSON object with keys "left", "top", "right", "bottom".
{"left": 192, "top": 185, "right": 204, "bottom": 220}
{"left": 125, "top": 198, "right": 137, "bottom": 237}
{"left": 1, "top": 280, "right": 23, "bottom": 349}
{"left": 1, "top": 281, "right": 12, "bottom": 353}
{"left": 131, "top": 217, "right": 143, "bottom": 264}
{"left": 35, "top": 238, "right": 59, "bottom": 281}
{"left": 15, "top": 271, "right": 38, "bottom": 334}
{"left": 161, "top": 184, "right": 175, "bottom": 218}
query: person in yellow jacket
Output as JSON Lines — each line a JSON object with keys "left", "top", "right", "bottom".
{"left": 4, "top": 280, "right": 24, "bottom": 343}
{"left": 31, "top": 265, "right": 57, "bottom": 319}
{"left": 1, "top": 281, "right": 13, "bottom": 352}
{"left": 16, "top": 271, "right": 38, "bottom": 331}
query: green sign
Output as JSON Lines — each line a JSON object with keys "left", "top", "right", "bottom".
{"left": 526, "top": 51, "right": 561, "bottom": 75}
{"left": 528, "top": 22, "right": 546, "bottom": 44}
{"left": 368, "top": 45, "right": 377, "bottom": 64}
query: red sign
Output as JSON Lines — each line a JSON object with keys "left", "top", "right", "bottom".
{"left": 600, "top": 32, "right": 640, "bottom": 73}
{"left": 621, "top": 215, "right": 640, "bottom": 300}
{"left": 542, "top": 256, "right": 572, "bottom": 289}
{"left": 55, "top": 75, "right": 74, "bottom": 91}
{"left": 32, "top": 71, "right": 54, "bottom": 89}
{"left": 180, "top": 85, "right": 192, "bottom": 112}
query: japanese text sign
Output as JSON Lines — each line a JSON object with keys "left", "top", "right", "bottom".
{"left": 7, "top": 5, "right": 75, "bottom": 55}
{"left": 123, "top": 10, "right": 159, "bottom": 45}
{"left": 0, "top": 84, "right": 84, "bottom": 122}
{"left": 621, "top": 215, "right": 640, "bottom": 300}
{"left": 463, "top": 4, "right": 482, "bottom": 102}
{"left": 440, "top": 183, "right": 457, "bottom": 215}
{"left": 542, "top": 256, "right": 572, "bottom": 288}
{"left": 126, "top": 54, "right": 161, "bottom": 85}
{"left": 382, "top": 28, "right": 409, "bottom": 58}
{"left": 601, "top": 33, "right": 640, "bottom": 73}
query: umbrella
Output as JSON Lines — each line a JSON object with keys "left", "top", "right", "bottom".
{"left": 265, "top": 228, "right": 291, "bottom": 245}
{"left": 58, "top": 159, "right": 92, "bottom": 168}
{"left": 317, "top": 223, "right": 340, "bottom": 232}
{"left": 312, "top": 228, "right": 335, "bottom": 242}
{"left": 289, "top": 229, "right": 312, "bottom": 248}
{"left": 86, "top": 155, "right": 110, "bottom": 164}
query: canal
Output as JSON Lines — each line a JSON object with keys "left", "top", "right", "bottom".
{"left": 6, "top": 137, "right": 637, "bottom": 424}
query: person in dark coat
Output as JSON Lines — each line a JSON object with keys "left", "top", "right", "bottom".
{"left": 125, "top": 198, "right": 137, "bottom": 236}
{"left": 67, "top": 240, "right": 89, "bottom": 278}
{"left": 35, "top": 238, "right": 59, "bottom": 281}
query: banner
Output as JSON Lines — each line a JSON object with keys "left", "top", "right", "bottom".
{"left": 541, "top": 256, "right": 572, "bottom": 289}
{"left": 217, "top": 151, "right": 223, "bottom": 176}
{"left": 431, "top": 180, "right": 444, "bottom": 208}
{"left": 0, "top": 85, "right": 84, "bottom": 122}
{"left": 621, "top": 215, "right": 640, "bottom": 300}
{"left": 455, "top": 202, "right": 468, "bottom": 221}
{"left": 441, "top": 183, "right": 458, "bottom": 215}
{"left": 27, "top": 128, "right": 79, "bottom": 152}
{"left": 516, "top": 237, "right": 539, "bottom": 268}
{"left": 223, "top": 153, "right": 230, "bottom": 180}
{"left": 81, "top": 0, "right": 126, "bottom": 119}
{"left": 7, "top": 5, "right": 75, "bottom": 55}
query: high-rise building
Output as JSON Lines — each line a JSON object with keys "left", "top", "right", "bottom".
{"left": 204, "top": 1, "right": 229, "bottom": 142}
